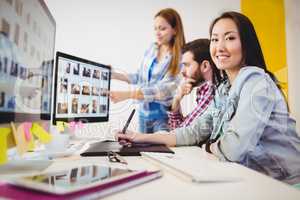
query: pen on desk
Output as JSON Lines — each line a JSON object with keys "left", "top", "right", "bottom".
{"left": 121, "top": 109, "right": 136, "bottom": 134}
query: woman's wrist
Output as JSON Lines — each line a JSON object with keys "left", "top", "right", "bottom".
{"left": 131, "top": 132, "right": 147, "bottom": 143}
{"left": 130, "top": 90, "right": 143, "bottom": 100}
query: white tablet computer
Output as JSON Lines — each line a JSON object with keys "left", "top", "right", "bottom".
{"left": 5, "top": 165, "right": 157, "bottom": 195}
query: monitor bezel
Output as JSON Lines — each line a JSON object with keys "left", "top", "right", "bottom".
{"left": 52, "top": 51, "right": 111, "bottom": 125}
{"left": 0, "top": 112, "right": 40, "bottom": 123}
{"left": 40, "top": 0, "right": 56, "bottom": 120}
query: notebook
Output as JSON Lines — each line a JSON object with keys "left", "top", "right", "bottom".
{"left": 80, "top": 141, "right": 174, "bottom": 156}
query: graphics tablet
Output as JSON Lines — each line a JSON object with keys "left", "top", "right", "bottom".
{"left": 5, "top": 165, "right": 151, "bottom": 195}
{"left": 80, "top": 141, "right": 174, "bottom": 156}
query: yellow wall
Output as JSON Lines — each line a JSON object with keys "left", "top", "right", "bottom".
{"left": 241, "top": 0, "right": 288, "bottom": 98}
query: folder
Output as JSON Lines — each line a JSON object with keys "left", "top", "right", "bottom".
{"left": 0, "top": 170, "right": 162, "bottom": 199}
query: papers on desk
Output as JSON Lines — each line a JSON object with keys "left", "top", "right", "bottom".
{"left": 0, "top": 159, "right": 53, "bottom": 178}
{"left": 0, "top": 140, "right": 87, "bottom": 174}
{"left": 142, "top": 152, "right": 242, "bottom": 183}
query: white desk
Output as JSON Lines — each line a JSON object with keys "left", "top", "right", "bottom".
{"left": 34, "top": 146, "right": 300, "bottom": 200}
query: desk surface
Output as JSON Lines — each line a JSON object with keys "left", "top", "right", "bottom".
{"left": 39, "top": 146, "right": 300, "bottom": 199}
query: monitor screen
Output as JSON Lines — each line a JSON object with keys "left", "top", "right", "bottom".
{"left": 52, "top": 52, "right": 111, "bottom": 125}
{"left": 0, "top": 0, "right": 55, "bottom": 123}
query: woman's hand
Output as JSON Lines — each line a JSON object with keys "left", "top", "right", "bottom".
{"left": 201, "top": 143, "right": 219, "bottom": 161}
{"left": 115, "top": 130, "right": 145, "bottom": 146}
{"left": 110, "top": 91, "right": 131, "bottom": 103}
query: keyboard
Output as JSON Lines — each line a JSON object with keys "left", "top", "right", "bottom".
{"left": 142, "top": 152, "right": 240, "bottom": 182}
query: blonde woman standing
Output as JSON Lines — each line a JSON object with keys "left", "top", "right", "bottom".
{"left": 110, "top": 8, "right": 185, "bottom": 133}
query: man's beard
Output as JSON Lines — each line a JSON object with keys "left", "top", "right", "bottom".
{"left": 191, "top": 71, "right": 205, "bottom": 87}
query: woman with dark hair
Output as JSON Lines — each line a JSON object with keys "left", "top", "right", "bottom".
{"left": 207, "top": 12, "right": 300, "bottom": 184}
{"left": 110, "top": 8, "right": 185, "bottom": 133}
{"left": 116, "top": 11, "right": 300, "bottom": 185}
{"left": 209, "top": 11, "right": 278, "bottom": 85}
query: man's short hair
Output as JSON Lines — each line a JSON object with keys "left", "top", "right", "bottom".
{"left": 182, "top": 38, "right": 223, "bottom": 85}
{"left": 182, "top": 39, "right": 212, "bottom": 65}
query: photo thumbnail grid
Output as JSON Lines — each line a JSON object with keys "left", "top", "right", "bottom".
{"left": 56, "top": 57, "right": 109, "bottom": 118}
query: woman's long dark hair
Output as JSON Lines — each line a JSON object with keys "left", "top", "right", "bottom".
{"left": 209, "top": 11, "right": 279, "bottom": 87}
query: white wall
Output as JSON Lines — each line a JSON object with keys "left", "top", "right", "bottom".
{"left": 45, "top": 0, "right": 240, "bottom": 131}
{"left": 285, "top": 0, "right": 300, "bottom": 134}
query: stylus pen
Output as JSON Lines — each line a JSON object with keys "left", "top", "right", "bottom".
{"left": 122, "top": 109, "right": 136, "bottom": 134}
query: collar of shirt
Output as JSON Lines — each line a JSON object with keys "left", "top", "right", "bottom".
{"left": 195, "top": 81, "right": 213, "bottom": 104}
{"left": 143, "top": 43, "right": 172, "bottom": 83}
{"left": 153, "top": 42, "right": 172, "bottom": 57}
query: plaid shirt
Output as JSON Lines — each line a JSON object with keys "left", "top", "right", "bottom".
{"left": 167, "top": 81, "right": 214, "bottom": 130}
{"left": 127, "top": 43, "right": 179, "bottom": 119}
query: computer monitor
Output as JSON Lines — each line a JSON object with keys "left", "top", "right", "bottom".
{"left": 0, "top": 0, "right": 56, "bottom": 123}
{"left": 52, "top": 52, "right": 111, "bottom": 125}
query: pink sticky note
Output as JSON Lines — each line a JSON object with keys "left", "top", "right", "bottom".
{"left": 22, "top": 122, "right": 32, "bottom": 141}
{"left": 69, "top": 121, "right": 76, "bottom": 132}
{"left": 69, "top": 121, "right": 85, "bottom": 133}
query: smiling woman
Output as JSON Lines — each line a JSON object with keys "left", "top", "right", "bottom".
{"left": 203, "top": 11, "right": 300, "bottom": 185}
{"left": 209, "top": 18, "right": 243, "bottom": 83}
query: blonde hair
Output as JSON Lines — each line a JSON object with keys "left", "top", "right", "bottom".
{"left": 155, "top": 8, "right": 185, "bottom": 76}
